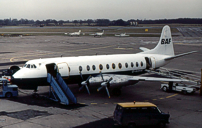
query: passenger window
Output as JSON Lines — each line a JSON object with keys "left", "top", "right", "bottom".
{"left": 125, "top": 63, "right": 128, "bottom": 68}
{"left": 131, "top": 62, "right": 134, "bottom": 67}
{"left": 33, "top": 64, "right": 37, "bottom": 68}
{"left": 118, "top": 63, "right": 122, "bottom": 69}
{"left": 106, "top": 64, "right": 110, "bottom": 69}
{"left": 92, "top": 65, "right": 96, "bottom": 70}
{"left": 136, "top": 62, "right": 139, "bottom": 67}
{"left": 112, "top": 63, "right": 116, "bottom": 69}
{"left": 27, "top": 64, "right": 30, "bottom": 68}
{"left": 99, "top": 64, "right": 103, "bottom": 70}
{"left": 141, "top": 61, "right": 143, "bottom": 67}
{"left": 87, "top": 65, "right": 90, "bottom": 71}
{"left": 79, "top": 66, "right": 82, "bottom": 71}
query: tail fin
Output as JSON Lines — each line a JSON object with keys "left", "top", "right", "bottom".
{"left": 79, "top": 30, "right": 81, "bottom": 33}
{"left": 143, "top": 25, "right": 174, "bottom": 56}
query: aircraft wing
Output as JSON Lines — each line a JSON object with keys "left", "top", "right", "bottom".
{"left": 128, "top": 76, "right": 189, "bottom": 82}
{"left": 89, "top": 74, "right": 188, "bottom": 84}
{"left": 139, "top": 47, "right": 150, "bottom": 52}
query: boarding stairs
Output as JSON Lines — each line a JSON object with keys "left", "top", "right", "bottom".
{"left": 146, "top": 67, "right": 201, "bottom": 89}
{"left": 47, "top": 73, "right": 77, "bottom": 105}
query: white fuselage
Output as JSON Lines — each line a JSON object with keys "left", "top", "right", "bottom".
{"left": 13, "top": 53, "right": 168, "bottom": 80}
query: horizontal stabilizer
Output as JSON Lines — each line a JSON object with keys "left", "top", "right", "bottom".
{"left": 129, "top": 76, "right": 189, "bottom": 82}
{"left": 164, "top": 51, "right": 197, "bottom": 60}
{"left": 139, "top": 47, "right": 150, "bottom": 52}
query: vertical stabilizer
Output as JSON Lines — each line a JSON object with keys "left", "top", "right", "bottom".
{"left": 143, "top": 25, "right": 174, "bottom": 56}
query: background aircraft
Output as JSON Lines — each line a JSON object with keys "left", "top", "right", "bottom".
{"left": 65, "top": 30, "right": 81, "bottom": 36}
{"left": 115, "top": 33, "right": 130, "bottom": 37}
{"left": 89, "top": 30, "right": 104, "bottom": 37}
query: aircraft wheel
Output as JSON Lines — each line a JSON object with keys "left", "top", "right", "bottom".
{"left": 112, "top": 88, "right": 122, "bottom": 96}
{"left": 158, "top": 121, "right": 166, "bottom": 128}
{"left": 162, "top": 86, "right": 168, "bottom": 92}
{"left": 182, "top": 90, "right": 187, "bottom": 95}
{"left": 128, "top": 123, "right": 136, "bottom": 128}
{"left": 6, "top": 92, "right": 12, "bottom": 98}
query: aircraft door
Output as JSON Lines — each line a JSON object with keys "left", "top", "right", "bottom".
{"left": 57, "top": 62, "right": 70, "bottom": 77}
{"left": 150, "top": 57, "right": 156, "bottom": 69}
{"left": 145, "top": 57, "right": 152, "bottom": 69}
{"left": 145, "top": 57, "right": 156, "bottom": 69}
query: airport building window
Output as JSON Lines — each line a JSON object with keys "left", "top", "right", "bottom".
{"left": 112, "top": 63, "right": 116, "bottom": 69}
{"left": 125, "top": 63, "right": 128, "bottom": 68}
{"left": 118, "top": 63, "right": 122, "bottom": 69}
{"left": 92, "top": 65, "right": 96, "bottom": 70}
{"left": 141, "top": 61, "right": 143, "bottom": 67}
{"left": 87, "top": 65, "right": 90, "bottom": 71}
{"left": 79, "top": 66, "right": 82, "bottom": 71}
{"left": 131, "top": 62, "right": 134, "bottom": 68}
{"left": 106, "top": 64, "right": 110, "bottom": 69}
{"left": 136, "top": 62, "right": 139, "bottom": 67}
{"left": 99, "top": 64, "right": 103, "bottom": 70}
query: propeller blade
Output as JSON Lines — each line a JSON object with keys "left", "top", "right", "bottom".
{"left": 79, "top": 85, "right": 84, "bottom": 92}
{"left": 86, "top": 75, "right": 92, "bottom": 82}
{"left": 80, "top": 72, "right": 83, "bottom": 80}
{"left": 105, "top": 87, "right": 110, "bottom": 98}
{"left": 100, "top": 72, "right": 104, "bottom": 81}
{"left": 97, "top": 86, "right": 103, "bottom": 92}
{"left": 107, "top": 77, "right": 113, "bottom": 84}
{"left": 85, "top": 85, "right": 90, "bottom": 95}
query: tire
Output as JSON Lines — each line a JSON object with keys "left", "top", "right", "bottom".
{"left": 112, "top": 88, "right": 122, "bottom": 96}
{"left": 128, "top": 123, "right": 136, "bottom": 128}
{"left": 162, "top": 86, "right": 168, "bottom": 92}
{"left": 158, "top": 122, "right": 166, "bottom": 128}
{"left": 6, "top": 92, "right": 12, "bottom": 98}
{"left": 182, "top": 90, "right": 187, "bottom": 95}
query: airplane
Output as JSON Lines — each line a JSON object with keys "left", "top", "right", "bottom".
{"left": 11, "top": 25, "right": 196, "bottom": 98}
{"left": 89, "top": 30, "right": 104, "bottom": 37}
{"left": 65, "top": 30, "right": 81, "bottom": 36}
{"left": 115, "top": 33, "right": 130, "bottom": 37}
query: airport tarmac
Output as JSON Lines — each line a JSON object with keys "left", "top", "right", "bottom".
{"left": 0, "top": 34, "right": 202, "bottom": 128}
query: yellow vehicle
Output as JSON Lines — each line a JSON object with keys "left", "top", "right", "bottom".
{"left": 113, "top": 101, "right": 170, "bottom": 128}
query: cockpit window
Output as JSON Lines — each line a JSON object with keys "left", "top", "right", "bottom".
{"left": 33, "top": 64, "right": 37, "bottom": 68}
{"left": 24, "top": 64, "right": 37, "bottom": 69}
{"left": 27, "top": 64, "right": 30, "bottom": 68}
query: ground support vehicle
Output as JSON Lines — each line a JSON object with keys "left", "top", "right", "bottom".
{"left": 0, "top": 78, "right": 18, "bottom": 98}
{"left": 161, "top": 83, "right": 196, "bottom": 94}
{"left": 113, "top": 101, "right": 170, "bottom": 128}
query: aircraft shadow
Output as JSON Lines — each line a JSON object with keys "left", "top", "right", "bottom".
{"left": 6, "top": 92, "right": 87, "bottom": 110}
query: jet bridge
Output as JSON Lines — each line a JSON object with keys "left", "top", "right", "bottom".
{"left": 46, "top": 63, "right": 77, "bottom": 105}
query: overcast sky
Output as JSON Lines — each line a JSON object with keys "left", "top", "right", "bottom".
{"left": 0, "top": 0, "right": 201, "bottom": 20}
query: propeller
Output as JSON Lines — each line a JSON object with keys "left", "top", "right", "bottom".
{"left": 79, "top": 72, "right": 91, "bottom": 95}
{"left": 97, "top": 74, "right": 113, "bottom": 98}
